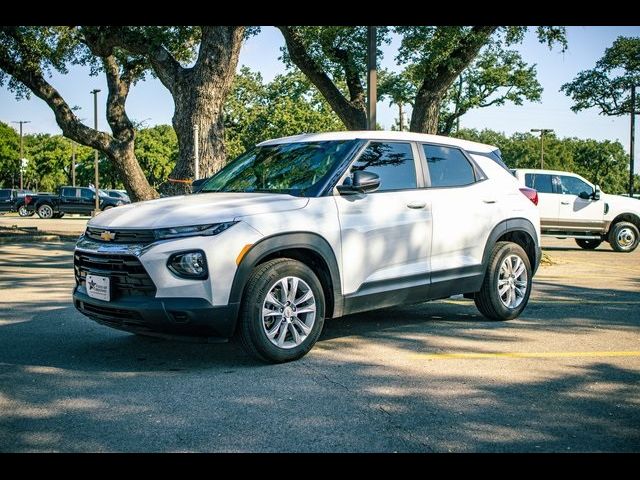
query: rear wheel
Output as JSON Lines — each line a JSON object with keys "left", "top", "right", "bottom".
{"left": 18, "top": 205, "right": 33, "bottom": 217}
{"left": 575, "top": 238, "right": 602, "bottom": 250}
{"left": 609, "top": 221, "right": 639, "bottom": 253}
{"left": 474, "top": 241, "right": 532, "bottom": 321}
{"left": 37, "top": 204, "right": 54, "bottom": 219}
{"left": 238, "top": 258, "right": 325, "bottom": 363}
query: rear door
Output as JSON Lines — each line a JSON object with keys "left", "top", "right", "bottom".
{"left": 335, "top": 141, "right": 431, "bottom": 298}
{"left": 60, "top": 187, "right": 80, "bottom": 213}
{"left": 524, "top": 173, "right": 558, "bottom": 228}
{"left": 420, "top": 143, "right": 497, "bottom": 278}
{"left": 78, "top": 188, "right": 96, "bottom": 214}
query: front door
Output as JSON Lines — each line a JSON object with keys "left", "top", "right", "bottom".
{"left": 335, "top": 141, "right": 431, "bottom": 300}
{"left": 556, "top": 174, "right": 605, "bottom": 232}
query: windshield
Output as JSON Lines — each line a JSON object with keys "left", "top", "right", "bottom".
{"left": 199, "top": 140, "right": 355, "bottom": 195}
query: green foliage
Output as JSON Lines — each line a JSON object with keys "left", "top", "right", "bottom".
{"left": 134, "top": 125, "right": 178, "bottom": 188}
{"left": 562, "top": 36, "right": 640, "bottom": 116}
{"left": 224, "top": 67, "right": 344, "bottom": 159}
{"left": 0, "top": 121, "right": 20, "bottom": 187}
{"left": 454, "top": 128, "right": 631, "bottom": 194}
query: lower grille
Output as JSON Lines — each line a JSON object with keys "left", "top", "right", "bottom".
{"left": 74, "top": 251, "right": 157, "bottom": 299}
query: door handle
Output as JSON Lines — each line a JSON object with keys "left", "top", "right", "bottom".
{"left": 407, "top": 202, "right": 426, "bottom": 209}
{"left": 483, "top": 199, "right": 496, "bottom": 204}
{"left": 561, "top": 201, "right": 570, "bottom": 205}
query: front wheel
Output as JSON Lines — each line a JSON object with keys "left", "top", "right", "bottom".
{"left": 37, "top": 204, "right": 54, "bottom": 219}
{"left": 575, "top": 238, "right": 602, "bottom": 250}
{"left": 609, "top": 222, "right": 639, "bottom": 253}
{"left": 238, "top": 258, "right": 325, "bottom": 363}
{"left": 474, "top": 241, "right": 532, "bottom": 321}
{"left": 18, "top": 205, "right": 33, "bottom": 217}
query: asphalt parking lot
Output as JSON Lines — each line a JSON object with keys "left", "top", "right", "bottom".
{"left": 0, "top": 234, "right": 638, "bottom": 452}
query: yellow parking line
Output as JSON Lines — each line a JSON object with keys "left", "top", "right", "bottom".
{"left": 410, "top": 351, "right": 640, "bottom": 360}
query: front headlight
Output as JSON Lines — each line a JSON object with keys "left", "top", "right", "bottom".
{"left": 154, "top": 221, "right": 238, "bottom": 240}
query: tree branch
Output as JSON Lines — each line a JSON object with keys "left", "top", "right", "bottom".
{"left": 0, "top": 31, "right": 113, "bottom": 152}
{"left": 277, "top": 26, "right": 366, "bottom": 130}
{"left": 102, "top": 54, "right": 135, "bottom": 143}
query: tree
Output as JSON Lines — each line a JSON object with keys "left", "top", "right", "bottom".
{"left": 0, "top": 121, "right": 20, "bottom": 188}
{"left": 94, "top": 26, "right": 247, "bottom": 194}
{"left": 0, "top": 26, "right": 159, "bottom": 201}
{"left": 437, "top": 45, "right": 542, "bottom": 135}
{"left": 561, "top": 36, "right": 640, "bottom": 116}
{"left": 278, "top": 26, "right": 566, "bottom": 134}
{"left": 224, "top": 67, "right": 344, "bottom": 158}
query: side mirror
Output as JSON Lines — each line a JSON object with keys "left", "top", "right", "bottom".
{"left": 337, "top": 170, "right": 380, "bottom": 195}
{"left": 593, "top": 185, "right": 601, "bottom": 201}
{"left": 578, "top": 191, "right": 591, "bottom": 200}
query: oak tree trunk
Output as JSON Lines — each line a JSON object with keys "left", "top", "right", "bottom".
{"left": 409, "top": 91, "right": 443, "bottom": 134}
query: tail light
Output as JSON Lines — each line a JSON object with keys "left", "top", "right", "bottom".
{"left": 25, "top": 195, "right": 32, "bottom": 205}
{"left": 519, "top": 187, "right": 538, "bottom": 206}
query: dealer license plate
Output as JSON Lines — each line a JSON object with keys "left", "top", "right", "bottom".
{"left": 86, "top": 274, "right": 110, "bottom": 301}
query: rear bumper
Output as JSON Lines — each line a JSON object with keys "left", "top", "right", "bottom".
{"left": 73, "top": 287, "right": 239, "bottom": 338}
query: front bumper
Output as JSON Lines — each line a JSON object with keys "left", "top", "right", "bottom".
{"left": 73, "top": 286, "right": 239, "bottom": 338}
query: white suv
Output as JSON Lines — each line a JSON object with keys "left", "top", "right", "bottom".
{"left": 73, "top": 131, "right": 541, "bottom": 363}
{"left": 513, "top": 168, "right": 640, "bottom": 253}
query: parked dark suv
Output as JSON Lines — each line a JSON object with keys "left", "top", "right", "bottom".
{"left": 26, "top": 186, "right": 130, "bottom": 218}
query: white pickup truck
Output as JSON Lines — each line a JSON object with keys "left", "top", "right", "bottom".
{"left": 513, "top": 168, "right": 640, "bottom": 253}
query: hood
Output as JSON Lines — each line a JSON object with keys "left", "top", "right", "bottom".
{"left": 603, "top": 193, "right": 640, "bottom": 213}
{"left": 89, "top": 192, "right": 309, "bottom": 229}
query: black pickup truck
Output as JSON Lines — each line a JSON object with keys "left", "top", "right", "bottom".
{"left": 0, "top": 188, "right": 35, "bottom": 216}
{"left": 26, "top": 186, "right": 129, "bottom": 219}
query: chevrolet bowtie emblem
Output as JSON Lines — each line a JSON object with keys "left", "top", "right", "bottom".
{"left": 100, "top": 230, "right": 116, "bottom": 241}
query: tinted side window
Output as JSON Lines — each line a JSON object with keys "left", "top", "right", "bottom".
{"left": 558, "top": 176, "right": 592, "bottom": 196}
{"left": 80, "top": 189, "right": 94, "bottom": 199}
{"left": 525, "top": 173, "right": 554, "bottom": 194}
{"left": 423, "top": 145, "right": 476, "bottom": 187}
{"left": 0, "top": 190, "right": 11, "bottom": 198}
{"left": 62, "top": 188, "right": 76, "bottom": 197}
{"left": 351, "top": 142, "right": 416, "bottom": 191}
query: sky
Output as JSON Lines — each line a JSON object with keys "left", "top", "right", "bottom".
{"left": 1, "top": 26, "right": 639, "bottom": 173}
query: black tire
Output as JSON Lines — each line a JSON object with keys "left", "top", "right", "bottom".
{"left": 608, "top": 221, "right": 639, "bottom": 253}
{"left": 37, "top": 203, "right": 54, "bottom": 219}
{"left": 238, "top": 258, "right": 326, "bottom": 363}
{"left": 474, "top": 241, "right": 533, "bottom": 321}
{"left": 53, "top": 212, "right": 65, "bottom": 219}
{"left": 18, "top": 205, "right": 33, "bottom": 217}
{"left": 102, "top": 205, "right": 113, "bottom": 211}
{"left": 575, "top": 238, "right": 602, "bottom": 250}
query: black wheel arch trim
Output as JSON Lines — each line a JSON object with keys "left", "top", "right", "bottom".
{"left": 482, "top": 218, "right": 540, "bottom": 274}
{"left": 228, "top": 231, "right": 344, "bottom": 321}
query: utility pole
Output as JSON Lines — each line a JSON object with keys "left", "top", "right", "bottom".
{"left": 367, "top": 26, "right": 377, "bottom": 130}
{"left": 630, "top": 85, "right": 636, "bottom": 197}
{"left": 91, "top": 89, "right": 101, "bottom": 216}
{"left": 531, "top": 128, "right": 554, "bottom": 169}
{"left": 12, "top": 120, "right": 30, "bottom": 190}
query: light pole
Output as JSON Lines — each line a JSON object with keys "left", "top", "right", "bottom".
{"left": 367, "top": 26, "right": 377, "bottom": 130}
{"left": 531, "top": 128, "right": 554, "bottom": 169}
{"left": 91, "top": 89, "right": 101, "bottom": 215}
{"left": 12, "top": 120, "right": 31, "bottom": 190}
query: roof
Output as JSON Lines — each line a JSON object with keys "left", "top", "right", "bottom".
{"left": 513, "top": 168, "right": 582, "bottom": 176}
{"left": 257, "top": 130, "right": 497, "bottom": 153}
